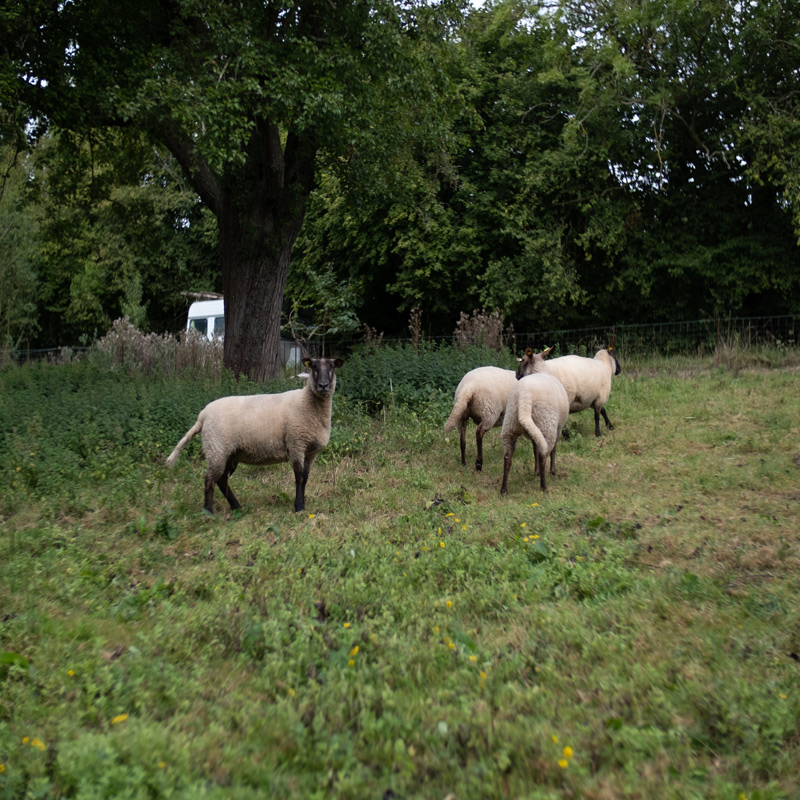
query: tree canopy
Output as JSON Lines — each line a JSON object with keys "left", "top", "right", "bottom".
{"left": 2, "top": 0, "right": 799, "bottom": 360}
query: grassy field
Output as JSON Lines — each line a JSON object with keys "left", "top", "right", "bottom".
{"left": 1, "top": 345, "right": 799, "bottom": 799}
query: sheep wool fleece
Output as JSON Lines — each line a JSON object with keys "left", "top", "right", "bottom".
{"left": 166, "top": 356, "right": 344, "bottom": 513}
{"left": 500, "top": 372, "right": 569, "bottom": 494}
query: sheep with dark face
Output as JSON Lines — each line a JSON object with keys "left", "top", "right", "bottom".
{"left": 166, "top": 356, "right": 344, "bottom": 513}
{"left": 500, "top": 370, "right": 570, "bottom": 494}
{"left": 444, "top": 348, "right": 551, "bottom": 471}
{"left": 544, "top": 347, "right": 621, "bottom": 436}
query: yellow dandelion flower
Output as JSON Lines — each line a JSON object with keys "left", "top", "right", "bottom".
{"left": 349, "top": 645, "right": 359, "bottom": 657}
{"left": 31, "top": 738, "right": 46, "bottom": 751}
{"left": 448, "top": 642, "right": 455, "bottom": 650}
{"left": 22, "top": 737, "right": 29, "bottom": 745}
{"left": 461, "top": 525, "right": 466, "bottom": 531}
{"left": 288, "top": 688, "right": 296, "bottom": 697}
{"left": 558, "top": 758, "right": 569, "bottom": 769}
{"left": 433, "top": 625, "right": 440, "bottom": 634}
{"left": 531, "top": 502, "right": 539, "bottom": 507}
{"left": 344, "top": 622, "right": 351, "bottom": 629}
{"left": 68, "top": 669, "right": 75, "bottom": 677}
{"left": 438, "top": 527, "right": 442, "bottom": 534}
{"left": 454, "top": 518, "right": 460, "bottom": 523}
{"left": 446, "top": 600, "right": 452, "bottom": 608}
{"left": 348, "top": 659, "right": 355, "bottom": 667}
{"left": 780, "top": 693, "right": 788, "bottom": 699}
{"left": 469, "top": 655, "right": 478, "bottom": 662}
{"left": 308, "top": 514, "right": 315, "bottom": 519}
{"left": 520, "top": 522, "right": 526, "bottom": 528}
{"left": 479, "top": 671, "right": 487, "bottom": 680}
{"left": 551, "top": 734, "right": 558, "bottom": 744}
{"left": 563, "top": 746, "right": 573, "bottom": 758}
{"left": 439, "top": 541, "right": 445, "bottom": 548}
{"left": 523, "top": 537, "right": 529, "bottom": 542}
{"left": 446, "top": 513, "right": 454, "bottom": 517}
{"left": 111, "top": 714, "right": 128, "bottom": 725}
{"left": 158, "top": 762, "right": 167, "bottom": 769}
{"left": 0, "top": 764, "right": 4, "bottom": 773}
{"left": 532, "top": 534, "right": 540, "bottom": 539}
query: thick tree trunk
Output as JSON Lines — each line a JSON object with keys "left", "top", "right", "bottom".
{"left": 161, "top": 121, "right": 316, "bottom": 381}
{"left": 218, "top": 209, "right": 305, "bottom": 382}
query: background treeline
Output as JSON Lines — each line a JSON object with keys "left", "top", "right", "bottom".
{"left": 2, "top": 0, "right": 799, "bottom": 350}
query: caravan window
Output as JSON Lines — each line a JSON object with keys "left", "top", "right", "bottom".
{"left": 190, "top": 318, "right": 208, "bottom": 336}
{"left": 212, "top": 316, "right": 225, "bottom": 338}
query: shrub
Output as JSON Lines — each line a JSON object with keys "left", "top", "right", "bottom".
{"left": 339, "top": 340, "right": 516, "bottom": 414}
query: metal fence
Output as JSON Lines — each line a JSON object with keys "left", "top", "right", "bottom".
{"left": 512, "top": 315, "right": 799, "bottom": 357}
{"left": 328, "top": 315, "right": 800, "bottom": 357}
{"left": 8, "top": 315, "right": 799, "bottom": 365}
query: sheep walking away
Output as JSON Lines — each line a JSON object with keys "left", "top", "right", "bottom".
{"left": 544, "top": 347, "right": 620, "bottom": 436}
{"left": 166, "top": 356, "right": 344, "bottom": 513}
{"left": 500, "top": 371, "right": 569, "bottom": 494}
{"left": 444, "top": 348, "right": 551, "bottom": 471}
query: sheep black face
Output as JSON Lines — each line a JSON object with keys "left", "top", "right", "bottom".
{"left": 303, "top": 357, "right": 345, "bottom": 399}
{"left": 515, "top": 346, "right": 552, "bottom": 380}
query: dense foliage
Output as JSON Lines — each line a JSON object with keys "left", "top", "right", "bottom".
{"left": 2, "top": 0, "right": 799, "bottom": 353}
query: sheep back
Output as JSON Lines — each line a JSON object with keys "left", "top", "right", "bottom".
{"left": 501, "top": 373, "right": 569, "bottom": 493}
{"left": 502, "top": 374, "right": 569, "bottom": 454}
{"left": 198, "top": 388, "right": 332, "bottom": 475}
{"left": 544, "top": 350, "right": 618, "bottom": 410}
{"left": 444, "top": 366, "right": 518, "bottom": 432}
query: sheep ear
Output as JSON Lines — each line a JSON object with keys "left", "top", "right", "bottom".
{"left": 516, "top": 357, "right": 522, "bottom": 362}
{"left": 525, "top": 347, "right": 533, "bottom": 356}
{"left": 541, "top": 346, "right": 553, "bottom": 358}
{"left": 302, "top": 357, "right": 312, "bottom": 368}
{"left": 333, "top": 357, "right": 345, "bottom": 368}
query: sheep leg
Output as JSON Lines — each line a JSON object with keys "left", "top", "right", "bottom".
{"left": 204, "top": 473, "right": 216, "bottom": 513}
{"left": 593, "top": 406, "right": 614, "bottom": 436}
{"left": 458, "top": 420, "right": 467, "bottom": 466}
{"left": 500, "top": 437, "right": 517, "bottom": 495}
{"left": 549, "top": 444, "right": 558, "bottom": 476}
{"left": 537, "top": 450, "right": 548, "bottom": 491}
{"left": 217, "top": 474, "right": 241, "bottom": 510}
{"left": 293, "top": 463, "right": 309, "bottom": 512}
{"left": 293, "top": 452, "right": 318, "bottom": 513}
{"left": 475, "top": 424, "right": 490, "bottom": 471}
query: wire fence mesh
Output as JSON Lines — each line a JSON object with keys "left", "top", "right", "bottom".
{"left": 8, "top": 314, "right": 799, "bottom": 365}
{"left": 325, "top": 315, "right": 800, "bottom": 358}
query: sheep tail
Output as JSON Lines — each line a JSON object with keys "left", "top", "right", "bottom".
{"left": 444, "top": 391, "right": 470, "bottom": 432}
{"left": 166, "top": 419, "right": 202, "bottom": 467}
{"left": 516, "top": 393, "right": 548, "bottom": 455}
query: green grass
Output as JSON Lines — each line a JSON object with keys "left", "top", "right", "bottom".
{"left": 1, "top": 350, "right": 800, "bottom": 799}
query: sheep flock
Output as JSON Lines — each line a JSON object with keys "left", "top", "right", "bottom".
{"left": 166, "top": 345, "right": 619, "bottom": 512}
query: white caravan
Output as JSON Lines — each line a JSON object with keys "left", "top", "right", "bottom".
{"left": 186, "top": 298, "right": 225, "bottom": 341}
{"left": 184, "top": 298, "right": 303, "bottom": 366}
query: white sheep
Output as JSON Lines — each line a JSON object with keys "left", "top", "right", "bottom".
{"left": 444, "top": 348, "right": 551, "bottom": 471}
{"left": 543, "top": 347, "right": 620, "bottom": 436}
{"left": 166, "top": 356, "right": 344, "bottom": 513}
{"left": 500, "top": 372, "right": 569, "bottom": 494}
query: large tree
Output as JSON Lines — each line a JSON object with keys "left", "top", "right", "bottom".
{"left": 2, "top": 0, "right": 461, "bottom": 378}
